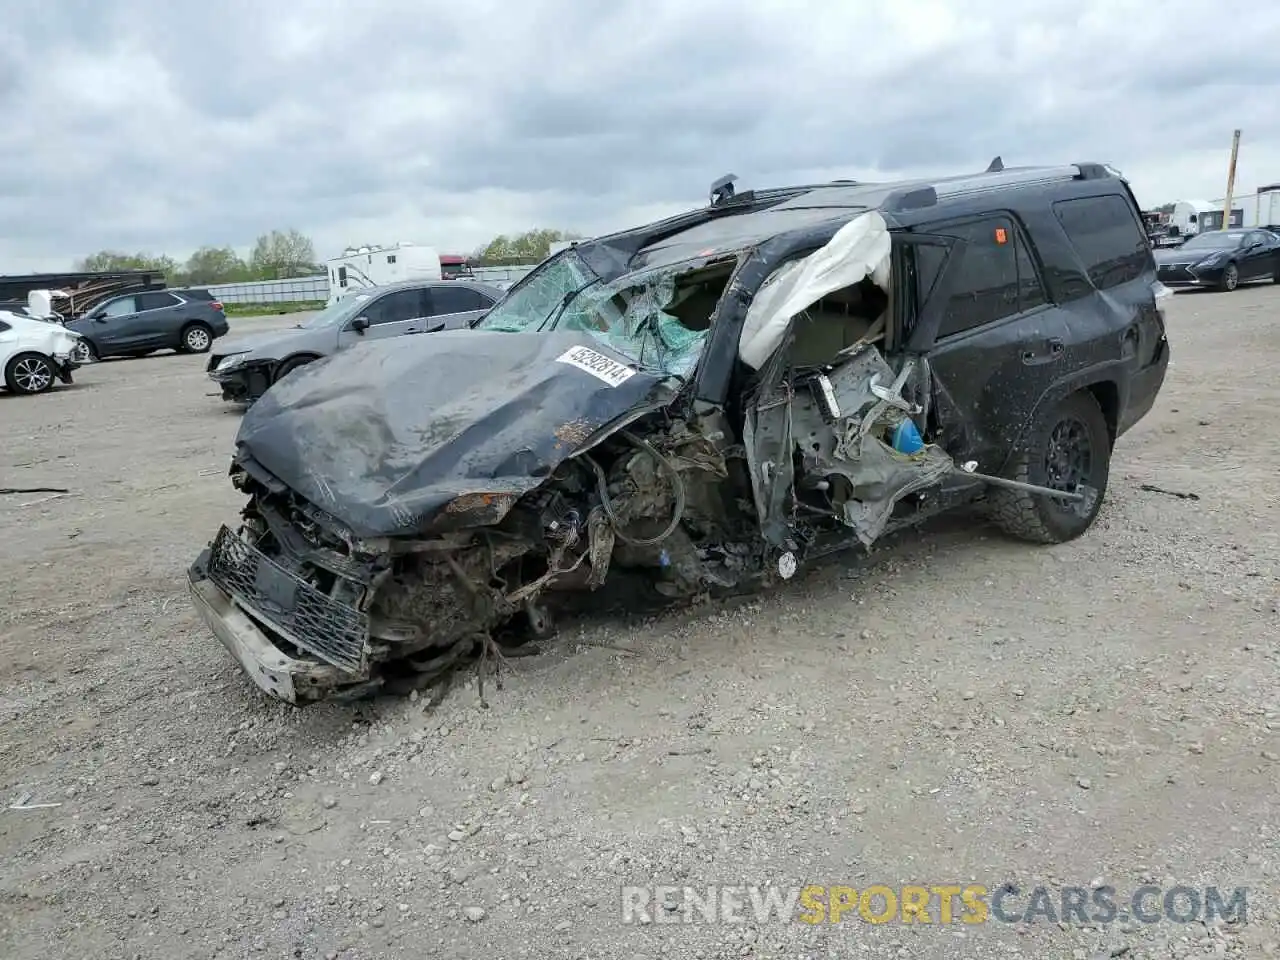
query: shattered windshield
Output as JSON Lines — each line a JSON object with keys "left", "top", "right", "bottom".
{"left": 475, "top": 250, "right": 731, "bottom": 379}
{"left": 475, "top": 251, "right": 599, "bottom": 334}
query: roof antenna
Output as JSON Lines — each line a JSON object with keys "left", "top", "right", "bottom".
{"left": 986, "top": 155, "right": 1004, "bottom": 173}
{"left": 709, "top": 174, "right": 738, "bottom": 207}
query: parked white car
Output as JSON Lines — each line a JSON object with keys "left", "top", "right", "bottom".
{"left": 0, "top": 310, "right": 84, "bottom": 395}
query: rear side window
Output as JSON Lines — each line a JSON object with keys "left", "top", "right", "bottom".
{"left": 138, "top": 292, "right": 179, "bottom": 310}
{"left": 920, "top": 215, "right": 1047, "bottom": 339}
{"left": 102, "top": 296, "right": 137, "bottom": 317}
{"left": 430, "top": 286, "right": 489, "bottom": 315}
{"left": 1052, "top": 194, "right": 1151, "bottom": 293}
{"left": 366, "top": 289, "right": 428, "bottom": 325}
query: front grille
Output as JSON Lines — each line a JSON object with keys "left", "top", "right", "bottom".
{"left": 1158, "top": 263, "right": 1196, "bottom": 281}
{"left": 207, "top": 524, "right": 369, "bottom": 674}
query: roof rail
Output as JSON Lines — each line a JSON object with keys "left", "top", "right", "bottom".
{"left": 705, "top": 183, "right": 817, "bottom": 214}
{"left": 709, "top": 174, "right": 739, "bottom": 207}
{"left": 1074, "top": 162, "right": 1119, "bottom": 180}
{"left": 884, "top": 186, "right": 938, "bottom": 212}
{"left": 933, "top": 165, "right": 1082, "bottom": 202}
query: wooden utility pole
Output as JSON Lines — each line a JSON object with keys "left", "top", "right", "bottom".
{"left": 1223, "top": 129, "right": 1241, "bottom": 229}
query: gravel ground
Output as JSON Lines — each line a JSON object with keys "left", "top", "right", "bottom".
{"left": 2, "top": 292, "right": 1278, "bottom": 960}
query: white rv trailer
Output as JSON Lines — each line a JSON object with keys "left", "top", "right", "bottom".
{"left": 1209, "top": 184, "right": 1280, "bottom": 230}
{"left": 325, "top": 242, "right": 441, "bottom": 304}
{"left": 1165, "top": 199, "right": 1221, "bottom": 239}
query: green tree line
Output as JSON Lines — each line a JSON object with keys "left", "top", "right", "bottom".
{"left": 76, "top": 227, "right": 584, "bottom": 286}
{"left": 76, "top": 229, "right": 321, "bottom": 286}
{"left": 471, "top": 228, "right": 583, "bottom": 265}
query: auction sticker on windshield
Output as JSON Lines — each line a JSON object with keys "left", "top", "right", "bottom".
{"left": 555, "top": 346, "right": 637, "bottom": 387}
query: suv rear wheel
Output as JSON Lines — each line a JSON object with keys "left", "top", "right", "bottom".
{"left": 988, "top": 390, "right": 1112, "bottom": 544}
{"left": 181, "top": 323, "right": 213, "bottom": 353}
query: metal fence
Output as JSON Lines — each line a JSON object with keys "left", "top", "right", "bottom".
{"left": 203, "top": 264, "right": 541, "bottom": 304}
{"left": 469, "top": 264, "right": 538, "bottom": 288}
{"left": 206, "top": 276, "right": 329, "bottom": 304}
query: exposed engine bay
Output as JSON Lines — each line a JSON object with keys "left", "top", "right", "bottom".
{"left": 207, "top": 411, "right": 760, "bottom": 700}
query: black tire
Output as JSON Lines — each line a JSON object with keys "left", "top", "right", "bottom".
{"left": 273, "top": 355, "right": 315, "bottom": 383}
{"left": 70, "top": 339, "right": 97, "bottom": 363}
{"left": 180, "top": 323, "right": 213, "bottom": 353}
{"left": 1221, "top": 262, "right": 1240, "bottom": 291}
{"left": 4, "top": 352, "right": 57, "bottom": 395}
{"left": 1272, "top": 256, "right": 1280, "bottom": 283}
{"left": 988, "top": 390, "right": 1112, "bottom": 544}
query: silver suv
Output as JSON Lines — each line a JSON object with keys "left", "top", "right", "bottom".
{"left": 206, "top": 279, "right": 503, "bottom": 404}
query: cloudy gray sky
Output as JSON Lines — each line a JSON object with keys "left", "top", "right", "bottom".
{"left": 2, "top": 0, "right": 1278, "bottom": 273}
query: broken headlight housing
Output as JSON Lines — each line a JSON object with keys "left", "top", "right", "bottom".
{"left": 216, "top": 352, "right": 250, "bottom": 373}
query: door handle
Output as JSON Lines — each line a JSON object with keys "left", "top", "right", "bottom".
{"left": 1022, "top": 338, "right": 1065, "bottom": 365}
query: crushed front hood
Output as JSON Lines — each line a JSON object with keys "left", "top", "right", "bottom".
{"left": 234, "top": 329, "right": 670, "bottom": 537}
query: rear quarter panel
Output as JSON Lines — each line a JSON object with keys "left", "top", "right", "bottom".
{"left": 1000, "top": 191, "right": 1166, "bottom": 461}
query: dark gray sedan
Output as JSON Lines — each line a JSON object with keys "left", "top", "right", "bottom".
{"left": 1153, "top": 228, "right": 1280, "bottom": 291}
{"left": 67, "top": 288, "right": 230, "bottom": 361}
{"left": 206, "top": 279, "right": 503, "bottom": 404}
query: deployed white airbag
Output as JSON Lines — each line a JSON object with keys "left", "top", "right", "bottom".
{"left": 738, "top": 210, "right": 892, "bottom": 370}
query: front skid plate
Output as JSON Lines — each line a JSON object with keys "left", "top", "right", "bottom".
{"left": 188, "top": 574, "right": 354, "bottom": 704}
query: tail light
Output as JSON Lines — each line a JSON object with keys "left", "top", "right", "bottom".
{"left": 210, "top": 300, "right": 224, "bottom": 312}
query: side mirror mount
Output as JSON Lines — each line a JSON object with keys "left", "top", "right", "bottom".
{"left": 91, "top": 313, "right": 107, "bottom": 322}
{"left": 350, "top": 316, "right": 370, "bottom": 333}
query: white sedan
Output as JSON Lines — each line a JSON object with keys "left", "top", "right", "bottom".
{"left": 0, "top": 310, "right": 84, "bottom": 395}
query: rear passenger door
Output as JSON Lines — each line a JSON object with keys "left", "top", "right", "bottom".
{"left": 93, "top": 295, "right": 144, "bottom": 351}
{"left": 134, "top": 291, "right": 184, "bottom": 348}
{"left": 1242, "top": 230, "right": 1279, "bottom": 280}
{"left": 421, "top": 285, "right": 497, "bottom": 331}
{"left": 1048, "top": 193, "right": 1165, "bottom": 434}
{"left": 913, "top": 213, "right": 1068, "bottom": 472}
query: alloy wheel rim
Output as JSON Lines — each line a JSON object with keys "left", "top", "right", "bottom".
{"left": 1043, "top": 416, "right": 1094, "bottom": 516}
{"left": 188, "top": 328, "right": 210, "bottom": 350}
{"left": 15, "top": 357, "right": 52, "bottom": 391}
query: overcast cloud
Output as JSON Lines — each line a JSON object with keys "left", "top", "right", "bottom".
{"left": 2, "top": 0, "right": 1278, "bottom": 272}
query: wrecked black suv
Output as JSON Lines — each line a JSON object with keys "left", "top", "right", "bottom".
{"left": 189, "top": 160, "right": 1170, "bottom": 704}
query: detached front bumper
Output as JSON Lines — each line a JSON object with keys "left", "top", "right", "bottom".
{"left": 52, "top": 353, "right": 78, "bottom": 383}
{"left": 208, "top": 362, "right": 271, "bottom": 404}
{"left": 188, "top": 540, "right": 373, "bottom": 704}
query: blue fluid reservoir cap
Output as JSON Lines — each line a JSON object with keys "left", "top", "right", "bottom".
{"left": 891, "top": 419, "right": 924, "bottom": 454}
